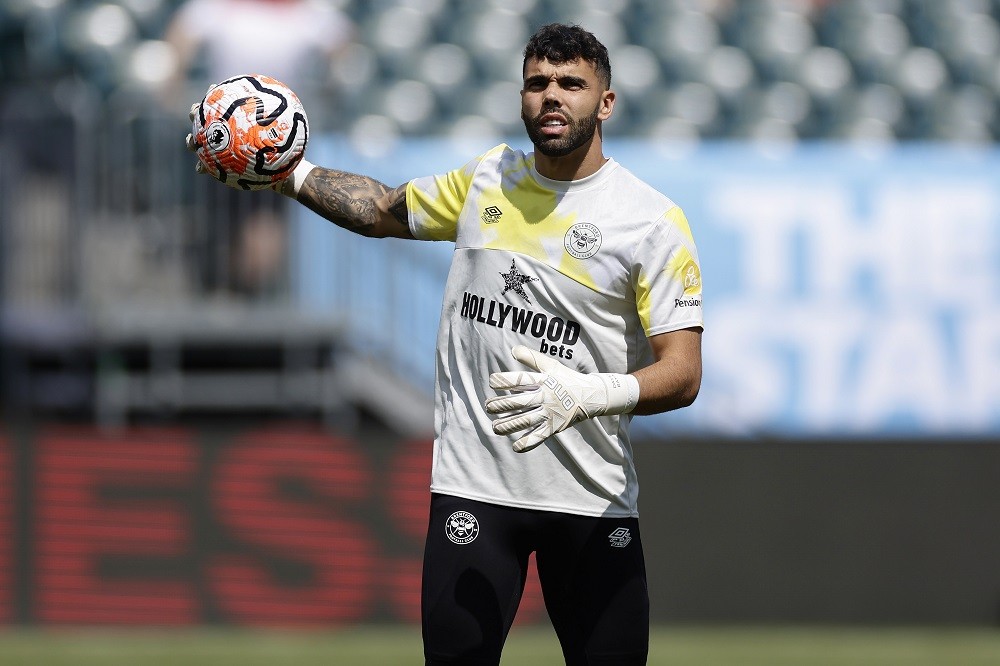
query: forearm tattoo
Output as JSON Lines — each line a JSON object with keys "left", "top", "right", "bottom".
{"left": 386, "top": 184, "right": 409, "bottom": 228}
{"left": 298, "top": 168, "right": 391, "bottom": 236}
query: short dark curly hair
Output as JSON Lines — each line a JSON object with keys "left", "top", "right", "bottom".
{"left": 522, "top": 23, "right": 612, "bottom": 89}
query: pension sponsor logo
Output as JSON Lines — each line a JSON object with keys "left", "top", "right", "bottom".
{"left": 460, "top": 291, "right": 579, "bottom": 360}
{"left": 675, "top": 297, "right": 702, "bottom": 308}
{"left": 682, "top": 260, "right": 702, "bottom": 296}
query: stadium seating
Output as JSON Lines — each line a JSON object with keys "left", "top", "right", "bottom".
{"left": 1, "top": 0, "right": 999, "bottom": 142}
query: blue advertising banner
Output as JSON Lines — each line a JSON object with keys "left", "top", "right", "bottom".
{"left": 296, "top": 137, "right": 1000, "bottom": 438}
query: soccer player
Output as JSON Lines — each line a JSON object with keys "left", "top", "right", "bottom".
{"left": 190, "top": 23, "right": 702, "bottom": 666}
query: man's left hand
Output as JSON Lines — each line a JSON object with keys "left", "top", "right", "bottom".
{"left": 485, "top": 345, "right": 639, "bottom": 453}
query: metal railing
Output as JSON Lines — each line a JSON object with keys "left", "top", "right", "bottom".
{"left": 0, "top": 87, "right": 441, "bottom": 428}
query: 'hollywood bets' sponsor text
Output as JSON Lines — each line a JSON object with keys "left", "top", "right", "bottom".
{"left": 461, "top": 292, "right": 578, "bottom": 359}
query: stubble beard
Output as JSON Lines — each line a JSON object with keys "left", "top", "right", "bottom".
{"left": 523, "top": 105, "right": 600, "bottom": 158}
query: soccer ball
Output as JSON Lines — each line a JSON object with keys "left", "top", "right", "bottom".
{"left": 191, "top": 74, "right": 309, "bottom": 190}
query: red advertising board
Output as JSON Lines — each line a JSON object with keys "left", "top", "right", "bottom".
{"left": 6, "top": 424, "right": 545, "bottom": 625}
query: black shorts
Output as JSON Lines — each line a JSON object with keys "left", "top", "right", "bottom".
{"left": 422, "top": 493, "right": 649, "bottom": 665}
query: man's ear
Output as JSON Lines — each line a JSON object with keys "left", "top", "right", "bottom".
{"left": 598, "top": 90, "right": 616, "bottom": 121}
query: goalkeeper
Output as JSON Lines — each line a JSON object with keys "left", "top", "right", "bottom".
{"left": 189, "top": 23, "right": 702, "bottom": 666}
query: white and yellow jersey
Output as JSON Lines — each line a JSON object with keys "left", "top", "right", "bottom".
{"left": 406, "top": 144, "right": 703, "bottom": 517}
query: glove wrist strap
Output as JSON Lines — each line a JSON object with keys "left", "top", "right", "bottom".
{"left": 599, "top": 373, "right": 640, "bottom": 415}
{"left": 284, "top": 159, "right": 317, "bottom": 198}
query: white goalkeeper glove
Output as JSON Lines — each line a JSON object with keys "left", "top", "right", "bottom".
{"left": 485, "top": 345, "right": 640, "bottom": 453}
{"left": 185, "top": 102, "right": 206, "bottom": 174}
{"left": 185, "top": 83, "right": 220, "bottom": 174}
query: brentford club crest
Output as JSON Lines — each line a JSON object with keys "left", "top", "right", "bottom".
{"left": 445, "top": 511, "right": 480, "bottom": 545}
{"left": 564, "top": 222, "right": 602, "bottom": 259}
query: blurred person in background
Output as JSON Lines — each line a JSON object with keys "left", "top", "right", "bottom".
{"left": 166, "top": 0, "right": 354, "bottom": 299}
{"left": 189, "top": 23, "right": 702, "bottom": 665}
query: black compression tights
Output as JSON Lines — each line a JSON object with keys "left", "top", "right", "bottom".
{"left": 422, "top": 494, "right": 649, "bottom": 665}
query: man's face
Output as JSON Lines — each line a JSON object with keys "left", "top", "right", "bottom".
{"left": 520, "top": 57, "right": 613, "bottom": 157}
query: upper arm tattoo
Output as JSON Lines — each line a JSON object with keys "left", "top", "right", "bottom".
{"left": 298, "top": 167, "right": 390, "bottom": 236}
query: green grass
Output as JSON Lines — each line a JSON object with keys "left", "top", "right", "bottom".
{"left": 0, "top": 626, "right": 999, "bottom": 665}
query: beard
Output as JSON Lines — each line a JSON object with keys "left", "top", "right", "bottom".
{"left": 523, "top": 105, "right": 600, "bottom": 157}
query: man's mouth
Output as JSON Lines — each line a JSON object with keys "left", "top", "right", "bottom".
{"left": 539, "top": 113, "right": 568, "bottom": 136}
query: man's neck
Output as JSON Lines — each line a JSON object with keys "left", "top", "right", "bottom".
{"left": 533, "top": 137, "right": 607, "bottom": 181}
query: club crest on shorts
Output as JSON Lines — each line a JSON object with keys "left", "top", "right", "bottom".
{"left": 564, "top": 222, "right": 602, "bottom": 259}
{"left": 445, "top": 511, "right": 480, "bottom": 545}
{"left": 608, "top": 527, "right": 631, "bottom": 548}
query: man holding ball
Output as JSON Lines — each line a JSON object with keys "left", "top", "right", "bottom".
{"left": 189, "top": 23, "right": 703, "bottom": 666}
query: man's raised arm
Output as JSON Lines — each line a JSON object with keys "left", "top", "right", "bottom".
{"left": 279, "top": 162, "right": 414, "bottom": 239}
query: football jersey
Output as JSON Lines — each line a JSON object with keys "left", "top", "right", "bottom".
{"left": 406, "top": 144, "right": 703, "bottom": 517}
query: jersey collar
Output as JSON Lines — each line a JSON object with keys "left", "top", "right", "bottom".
{"left": 529, "top": 156, "right": 619, "bottom": 192}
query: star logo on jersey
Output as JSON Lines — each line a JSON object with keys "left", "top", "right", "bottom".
{"left": 500, "top": 260, "right": 538, "bottom": 303}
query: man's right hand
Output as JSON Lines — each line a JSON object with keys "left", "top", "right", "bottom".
{"left": 185, "top": 99, "right": 306, "bottom": 196}
{"left": 185, "top": 102, "right": 208, "bottom": 175}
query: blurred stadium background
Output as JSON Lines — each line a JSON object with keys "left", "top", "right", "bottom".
{"left": 2, "top": 0, "right": 1000, "bottom": 662}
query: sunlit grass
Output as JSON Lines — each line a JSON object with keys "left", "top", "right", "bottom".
{"left": 0, "top": 626, "right": 999, "bottom": 666}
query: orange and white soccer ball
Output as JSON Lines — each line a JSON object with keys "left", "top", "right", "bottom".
{"left": 191, "top": 74, "right": 309, "bottom": 190}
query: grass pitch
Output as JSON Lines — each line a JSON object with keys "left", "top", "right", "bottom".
{"left": 1, "top": 626, "right": 999, "bottom": 665}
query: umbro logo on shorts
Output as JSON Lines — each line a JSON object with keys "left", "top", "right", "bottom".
{"left": 445, "top": 511, "right": 480, "bottom": 545}
{"left": 608, "top": 527, "right": 631, "bottom": 548}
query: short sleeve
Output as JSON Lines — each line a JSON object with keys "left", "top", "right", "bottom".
{"left": 405, "top": 155, "right": 483, "bottom": 241}
{"left": 633, "top": 206, "right": 704, "bottom": 336}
